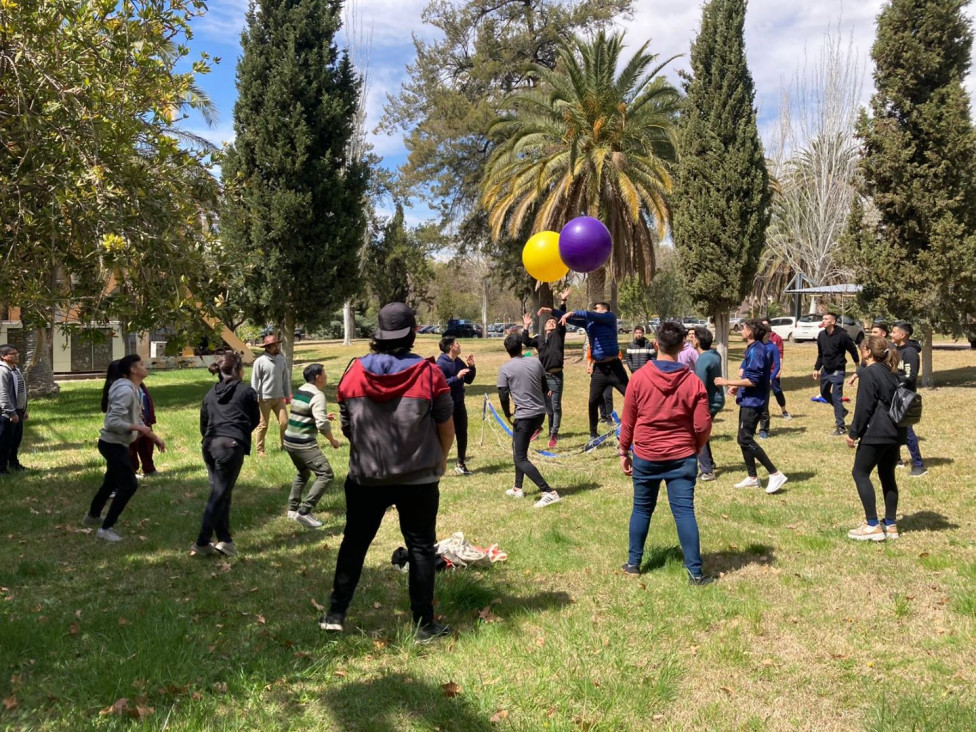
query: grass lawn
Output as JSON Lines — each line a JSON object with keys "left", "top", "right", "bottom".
{"left": 1, "top": 335, "right": 975, "bottom": 730}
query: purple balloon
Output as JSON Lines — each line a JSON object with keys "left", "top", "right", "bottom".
{"left": 558, "top": 217, "right": 612, "bottom": 273}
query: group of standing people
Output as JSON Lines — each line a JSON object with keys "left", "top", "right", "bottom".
{"left": 72, "top": 298, "right": 929, "bottom": 639}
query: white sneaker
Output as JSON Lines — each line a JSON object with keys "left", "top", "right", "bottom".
{"left": 505, "top": 487, "right": 525, "bottom": 499}
{"left": 295, "top": 512, "right": 323, "bottom": 529}
{"left": 287, "top": 510, "right": 299, "bottom": 519}
{"left": 533, "top": 490, "right": 561, "bottom": 508}
{"left": 765, "top": 472, "right": 788, "bottom": 494}
{"left": 96, "top": 527, "right": 122, "bottom": 542}
{"left": 734, "top": 476, "right": 759, "bottom": 488}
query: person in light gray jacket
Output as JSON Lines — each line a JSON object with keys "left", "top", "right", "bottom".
{"left": 83, "top": 355, "right": 166, "bottom": 542}
{"left": 0, "top": 344, "right": 29, "bottom": 473}
{"left": 251, "top": 334, "right": 292, "bottom": 455}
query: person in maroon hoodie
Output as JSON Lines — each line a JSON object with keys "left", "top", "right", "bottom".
{"left": 618, "top": 320, "right": 713, "bottom": 584}
{"left": 129, "top": 382, "right": 158, "bottom": 476}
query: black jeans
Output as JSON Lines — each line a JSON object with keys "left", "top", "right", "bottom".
{"left": 89, "top": 440, "right": 139, "bottom": 530}
{"left": 852, "top": 442, "right": 900, "bottom": 523}
{"left": 589, "top": 360, "right": 628, "bottom": 435}
{"left": 512, "top": 414, "right": 550, "bottom": 492}
{"left": 0, "top": 410, "right": 25, "bottom": 471}
{"left": 197, "top": 437, "right": 246, "bottom": 545}
{"left": 737, "top": 406, "right": 778, "bottom": 477}
{"left": 544, "top": 372, "right": 563, "bottom": 436}
{"left": 330, "top": 479, "right": 440, "bottom": 625}
{"left": 453, "top": 400, "right": 468, "bottom": 464}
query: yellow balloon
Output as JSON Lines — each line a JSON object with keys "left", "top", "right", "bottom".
{"left": 522, "top": 231, "right": 569, "bottom": 282}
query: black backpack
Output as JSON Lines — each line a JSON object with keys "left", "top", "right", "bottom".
{"left": 888, "top": 384, "right": 922, "bottom": 427}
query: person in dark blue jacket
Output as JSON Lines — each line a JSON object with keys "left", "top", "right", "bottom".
{"left": 437, "top": 336, "right": 476, "bottom": 475}
{"left": 561, "top": 302, "right": 628, "bottom": 446}
{"left": 715, "top": 320, "right": 789, "bottom": 494}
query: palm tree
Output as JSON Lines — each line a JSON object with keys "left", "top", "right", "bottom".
{"left": 481, "top": 30, "right": 680, "bottom": 304}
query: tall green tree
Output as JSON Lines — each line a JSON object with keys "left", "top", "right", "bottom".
{"left": 361, "top": 205, "right": 435, "bottom": 311}
{"left": 381, "top": 0, "right": 630, "bottom": 310}
{"left": 671, "top": 0, "right": 771, "bottom": 373}
{"left": 0, "top": 0, "right": 222, "bottom": 394}
{"left": 481, "top": 30, "right": 680, "bottom": 305}
{"left": 841, "top": 0, "right": 976, "bottom": 387}
{"left": 221, "top": 0, "right": 369, "bottom": 372}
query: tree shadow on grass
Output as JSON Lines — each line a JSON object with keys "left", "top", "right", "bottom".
{"left": 899, "top": 511, "right": 959, "bottom": 533}
{"left": 322, "top": 672, "right": 494, "bottom": 732}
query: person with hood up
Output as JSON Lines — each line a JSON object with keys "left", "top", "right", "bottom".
{"left": 618, "top": 320, "right": 713, "bottom": 584}
{"left": 321, "top": 303, "right": 455, "bottom": 642}
{"left": 891, "top": 321, "right": 926, "bottom": 477}
{"left": 192, "top": 352, "right": 260, "bottom": 558}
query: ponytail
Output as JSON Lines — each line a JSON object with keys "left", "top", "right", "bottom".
{"left": 861, "top": 335, "right": 900, "bottom": 373}
{"left": 100, "top": 354, "right": 142, "bottom": 412}
{"left": 209, "top": 352, "right": 244, "bottom": 382}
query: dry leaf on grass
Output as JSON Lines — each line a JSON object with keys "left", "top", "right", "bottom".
{"left": 2, "top": 696, "right": 18, "bottom": 711}
{"left": 489, "top": 709, "right": 509, "bottom": 723}
{"left": 478, "top": 606, "right": 500, "bottom": 623}
{"left": 99, "top": 698, "right": 129, "bottom": 716}
{"left": 212, "top": 682, "right": 228, "bottom": 694}
{"left": 117, "top": 617, "right": 129, "bottom": 626}
{"left": 311, "top": 598, "right": 325, "bottom": 611}
{"left": 256, "top": 614, "right": 266, "bottom": 625}
{"left": 68, "top": 622, "right": 80, "bottom": 635}
{"left": 373, "top": 602, "right": 382, "bottom": 609}
{"left": 333, "top": 670, "right": 347, "bottom": 678}
{"left": 441, "top": 681, "right": 461, "bottom": 698}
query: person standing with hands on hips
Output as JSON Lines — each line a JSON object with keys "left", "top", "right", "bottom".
{"left": 251, "top": 334, "right": 292, "bottom": 455}
{"left": 436, "top": 337, "right": 476, "bottom": 475}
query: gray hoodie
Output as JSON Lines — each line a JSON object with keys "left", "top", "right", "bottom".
{"left": 100, "top": 379, "right": 141, "bottom": 446}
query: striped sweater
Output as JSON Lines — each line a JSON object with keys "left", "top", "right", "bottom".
{"left": 283, "top": 383, "right": 332, "bottom": 448}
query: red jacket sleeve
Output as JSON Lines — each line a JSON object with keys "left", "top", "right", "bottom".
{"left": 619, "top": 378, "right": 639, "bottom": 452}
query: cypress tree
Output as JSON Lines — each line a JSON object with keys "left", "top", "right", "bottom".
{"left": 221, "top": 0, "right": 368, "bottom": 368}
{"left": 842, "top": 0, "right": 976, "bottom": 386}
{"left": 671, "top": 0, "right": 771, "bottom": 372}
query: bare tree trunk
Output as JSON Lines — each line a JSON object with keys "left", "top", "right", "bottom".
{"left": 712, "top": 308, "right": 731, "bottom": 378}
{"left": 342, "top": 300, "right": 354, "bottom": 345}
{"left": 920, "top": 322, "right": 934, "bottom": 388}
{"left": 281, "top": 312, "right": 296, "bottom": 393}
{"left": 609, "top": 278, "right": 618, "bottom": 314}
{"left": 23, "top": 328, "right": 60, "bottom": 398}
{"left": 586, "top": 267, "right": 607, "bottom": 306}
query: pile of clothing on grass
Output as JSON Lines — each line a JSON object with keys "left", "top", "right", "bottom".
{"left": 391, "top": 532, "right": 508, "bottom": 572}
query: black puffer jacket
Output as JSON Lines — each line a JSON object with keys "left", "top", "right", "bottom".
{"left": 849, "top": 363, "right": 907, "bottom": 445}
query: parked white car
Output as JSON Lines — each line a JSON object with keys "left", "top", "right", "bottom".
{"left": 789, "top": 314, "right": 865, "bottom": 344}
{"left": 768, "top": 316, "right": 797, "bottom": 340}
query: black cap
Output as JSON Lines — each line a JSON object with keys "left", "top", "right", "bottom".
{"left": 374, "top": 302, "right": 416, "bottom": 340}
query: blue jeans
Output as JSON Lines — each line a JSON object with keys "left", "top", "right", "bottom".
{"left": 819, "top": 370, "right": 847, "bottom": 428}
{"left": 905, "top": 426, "right": 924, "bottom": 468}
{"left": 628, "top": 455, "right": 702, "bottom": 578}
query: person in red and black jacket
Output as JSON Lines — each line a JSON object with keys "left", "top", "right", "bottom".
{"left": 322, "top": 303, "right": 455, "bottom": 642}
{"left": 618, "top": 320, "right": 712, "bottom": 584}
{"left": 129, "top": 382, "right": 158, "bottom": 477}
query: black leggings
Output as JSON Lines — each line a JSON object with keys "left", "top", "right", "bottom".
{"left": 89, "top": 440, "right": 139, "bottom": 530}
{"left": 737, "top": 407, "right": 777, "bottom": 477}
{"left": 852, "top": 442, "right": 900, "bottom": 523}
{"left": 198, "top": 437, "right": 247, "bottom": 545}
{"left": 453, "top": 400, "right": 468, "bottom": 464}
{"left": 513, "top": 414, "right": 550, "bottom": 492}
{"left": 589, "top": 360, "right": 628, "bottom": 435}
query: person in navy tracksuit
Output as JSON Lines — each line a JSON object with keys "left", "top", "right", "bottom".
{"left": 436, "top": 336, "right": 476, "bottom": 475}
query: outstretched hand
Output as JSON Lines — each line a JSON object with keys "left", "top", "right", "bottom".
{"left": 558, "top": 285, "right": 572, "bottom": 301}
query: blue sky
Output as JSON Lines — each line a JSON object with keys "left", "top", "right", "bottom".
{"left": 182, "top": 0, "right": 976, "bottom": 225}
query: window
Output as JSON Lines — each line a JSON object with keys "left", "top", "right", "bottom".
{"left": 70, "top": 329, "right": 115, "bottom": 372}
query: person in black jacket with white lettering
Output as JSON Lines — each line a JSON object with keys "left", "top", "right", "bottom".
{"left": 813, "top": 312, "right": 860, "bottom": 436}
{"left": 891, "top": 321, "right": 926, "bottom": 477}
{"left": 845, "top": 335, "right": 906, "bottom": 542}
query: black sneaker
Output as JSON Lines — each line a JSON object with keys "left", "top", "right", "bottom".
{"left": 455, "top": 463, "right": 473, "bottom": 476}
{"left": 689, "top": 574, "right": 714, "bottom": 586}
{"left": 620, "top": 563, "right": 640, "bottom": 575}
{"left": 319, "top": 612, "right": 344, "bottom": 632}
{"left": 832, "top": 427, "right": 847, "bottom": 437}
{"left": 416, "top": 621, "right": 451, "bottom": 643}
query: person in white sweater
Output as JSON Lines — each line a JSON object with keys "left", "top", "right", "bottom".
{"left": 83, "top": 355, "right": 166, "bottom": 542}
{"left": 251, "top": 334, "right": 292, "bottom": 455}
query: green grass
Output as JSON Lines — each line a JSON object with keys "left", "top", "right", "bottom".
{"left": 1, "top": 336, "right": 975, "bottom": 730}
